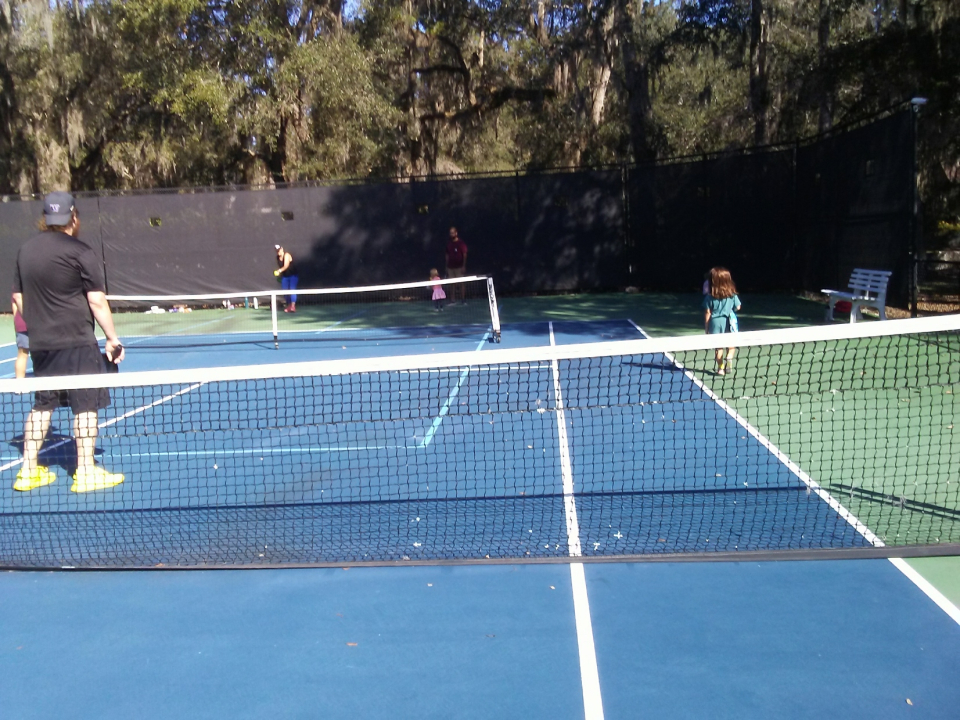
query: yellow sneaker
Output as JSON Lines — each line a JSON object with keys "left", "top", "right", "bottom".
{"left": 14, "top": 466, "right": 58, "bottom": 492}
{"left": 71, "top": 466, "right": 124, "bottom": 493}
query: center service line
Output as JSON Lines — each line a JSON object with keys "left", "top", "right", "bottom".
{"left": 549, "top": 321, "right": 604, "bottom": 720}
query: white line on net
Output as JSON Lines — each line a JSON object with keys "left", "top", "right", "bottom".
{"left": 4, "top": 313, "right": 956, "bottom": 394}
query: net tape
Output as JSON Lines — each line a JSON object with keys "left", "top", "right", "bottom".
{"left": 104, "top": 275, "right": 502, "bottom": 348}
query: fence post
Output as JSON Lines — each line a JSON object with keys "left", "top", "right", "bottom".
{"left": 621, "top": 164, "right": 631, "bottom": 284}
{"left": 909, "top": 98, "right": 926, "bottom": 317}
{"left": 97, "top": 194, "right": 109, "bottom": 294}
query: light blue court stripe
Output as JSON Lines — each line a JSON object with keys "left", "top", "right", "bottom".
{"left": 107, "top": 446, "right": 418, "bottom": 458}
{"left": 418, "top": 331, "right": 491, "bottom": 449}
{"left": 3, "top": 447, "right": 414, "bottom": 461}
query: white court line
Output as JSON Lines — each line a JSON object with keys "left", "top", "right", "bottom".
{"left": 119, "top": 316, "right": 243, "bottom": 347}
{"left": 0, "top": 357, "right": 17, "bottom": 365}
{"left": 549, "top": 321, "right": 604, "bottom": 720}
{"left": 888, "top": 558, "right": 960, "bottom": 626}
{"left": 311, "top": 308, "right": 370, "bottom": 333}
{"left": 419, "top": 332, "right": 491, "bottom": 448}
{"left": 0, "top": 341, "right": 14, "bottom": 349}
{"left": 549, "top": 323, "right": 582, "bottom": 556}
{"left": 99, "top": 383, "right": 205, "bottom": 429}
{"left": 628, "top": 320, "right": 960, "bottom": 626}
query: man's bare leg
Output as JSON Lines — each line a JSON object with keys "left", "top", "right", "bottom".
{"left": 22, "top": 409, "right": 52, "bottom": 472}
{"left": 15, "top": 348, "right": 28, "bottom": 379}
{"left": 71, "top": 410, "right": 123, "bottom": 491}
{"left": 74, "top": 411, "right": 99, "bottom": 470}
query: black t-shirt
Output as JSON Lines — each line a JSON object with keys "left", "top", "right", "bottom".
{"left": 13, "top": 231, "right": 106, "bottom": 351}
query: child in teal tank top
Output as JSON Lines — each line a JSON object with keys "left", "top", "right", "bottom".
{"left": 702, "top": 267, "right": 741, "bottom": 375}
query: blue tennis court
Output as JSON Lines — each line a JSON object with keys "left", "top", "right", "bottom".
{"left": 1, "top": 317, "right": 959, "bottom": 718}
{"left": 3, "top": 319, "right": 873, "bottom": 565}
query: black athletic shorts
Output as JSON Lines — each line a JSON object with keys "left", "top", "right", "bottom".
{"left": 30, "top": 344, "right": 111, "bottom": 413}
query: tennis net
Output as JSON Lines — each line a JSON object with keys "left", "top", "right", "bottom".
{"left": 104, "top": 275, "right": 501, "bottom": 348}
{"left": 1, "top": 315, "right": 958, "bottom": 568}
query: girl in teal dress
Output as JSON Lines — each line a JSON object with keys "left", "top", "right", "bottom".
{"left": 702, "top": 267, "right": 741, "bottom": 375}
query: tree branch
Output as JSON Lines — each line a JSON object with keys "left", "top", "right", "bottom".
{"left": 419, "top": 86, "right": 556, "bottom": 123}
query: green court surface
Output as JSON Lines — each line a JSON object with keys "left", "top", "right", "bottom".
{"left": 99, "top": 289, "right": 821, "bottom": 343}
{"left": 497, "top": 291, "right": 829, "bottom": 336}
{"left": 101, "top": 296, "right": 493, "bottom": 343}
{"left": 685, "top": 334, "right": 959, "bottom": 550}
{"left": 907, "top": 556, "right": 960, "bottom": 607}
{"left": 0, "top": 292, "right": 833, "bottom": 344}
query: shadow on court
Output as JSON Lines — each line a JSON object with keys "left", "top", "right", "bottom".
{"left": 6, "top": 429, "right": 105, "bottom": 477}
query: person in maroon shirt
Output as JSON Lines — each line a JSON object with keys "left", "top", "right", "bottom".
{"left": 11, "top": 290, "right": 29, "bottom": 379}
{"left": 444, "top": 226, "right": 469, "bottom": 304}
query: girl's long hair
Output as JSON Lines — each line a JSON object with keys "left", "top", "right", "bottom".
{"left": 709, "top": 267, "right": 737, "bottom": 299}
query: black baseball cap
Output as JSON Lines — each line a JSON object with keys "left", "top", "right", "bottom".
{"left": 43, "top": 191, "right": 76, "bottom": 226}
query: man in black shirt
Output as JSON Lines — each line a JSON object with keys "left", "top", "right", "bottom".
{"left": 11, "top": 192, "right": 125, "bottom": 493}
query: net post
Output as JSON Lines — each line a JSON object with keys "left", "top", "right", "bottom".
{"left": 486, "top": 277, "right": 502, "bottom": 342}
{"left": 271, "top": 293, "right": 279, "bottom": 349}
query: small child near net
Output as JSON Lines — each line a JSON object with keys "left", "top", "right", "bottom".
{"left": 430, "top": 269, "right": 446, "bottom": 311}
{"left": 702, "top": 266, "right": 741, "bottom": 375}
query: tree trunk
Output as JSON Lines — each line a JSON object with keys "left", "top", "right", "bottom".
{"left": 749, "top": 0, "right": 769, "bottom": 145}
{"left": 271, "top": 116, "right": 288, "bottom": 182}
{"left": 817, "top": 0, "right": 832, "bottom": 133}
{"left": 617, "top": 0, "right": 654, "bottom": 163}
{"left": 898, "top": 0, "right": 911, "bottom": 26}
{"left": 590, "top": 7, "right": 615, "bottom": 127}
{"left": 588, "top": 62, "right": 612, "bottom": 127}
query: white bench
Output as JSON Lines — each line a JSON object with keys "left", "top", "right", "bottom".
{"left": 822, "top": 268, "right": 892, "bottom": 323}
